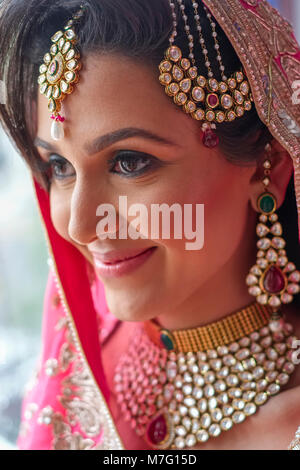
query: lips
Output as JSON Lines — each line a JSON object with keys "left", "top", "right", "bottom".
{"left": 90, "top": 247, "right": 155, "bottom": 264}
{"left": 91, "top": 246, "right": 157, "bottom": 279}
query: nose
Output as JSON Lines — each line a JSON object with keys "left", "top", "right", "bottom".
{"left": 68, "top": 174, "right": 115, "bottom": 246}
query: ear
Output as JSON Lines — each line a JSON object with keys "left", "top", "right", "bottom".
{"left": 248, "top": 139, "right": 294, "bottom": 212}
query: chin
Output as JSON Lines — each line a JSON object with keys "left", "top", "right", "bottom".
{"left": 105, "top": 291, "right": 157, "bottom": 324}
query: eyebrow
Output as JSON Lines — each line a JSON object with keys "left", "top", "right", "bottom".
{"left": 34, "top": 127, "right": 179, "bottom": 155}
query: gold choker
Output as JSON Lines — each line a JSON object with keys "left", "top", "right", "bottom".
{"left": 113, "top": 301, "right": 299, "bottom": 450}
{"left": 144, "top": 301, "right": 273, "bottom": 352}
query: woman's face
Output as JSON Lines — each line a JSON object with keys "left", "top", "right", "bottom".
{"left": 36, "top": 53, "right": 261, "bottom": 328}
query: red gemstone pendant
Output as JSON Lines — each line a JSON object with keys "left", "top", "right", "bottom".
{"left": 263, "top": 265, "right": 286, "bottom": 294}
{"left": 145, "top": 411, "right": 171, "bottom": 448}
{"left": 202, "top": 128, "right": 219, "bottom": 148}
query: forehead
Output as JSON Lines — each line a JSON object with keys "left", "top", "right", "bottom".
{"left": 36, "top": 53, "right": 188, "bottom": 146}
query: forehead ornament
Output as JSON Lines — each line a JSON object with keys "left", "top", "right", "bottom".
{"left": 37, "top": 4, "right": 86, "bottom": 141}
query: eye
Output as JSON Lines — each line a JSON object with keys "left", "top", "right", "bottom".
{"left": 47, "top": 155, "right": 75, "bottom": 180}
{"left": 108, "top": 151, "right": 159, "bottom": 177}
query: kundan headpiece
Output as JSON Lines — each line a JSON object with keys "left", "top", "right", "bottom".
{"left": 37, "top": 4, "right": 87, "bottom": 141}
{"left": 159, "top": 0, "right": 253, "bottom": 148}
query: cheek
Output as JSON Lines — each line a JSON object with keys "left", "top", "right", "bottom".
{"left": 50, "top": 187, "right": 72, "bottom": 242}
{"left": 151, "top": 167, "right": 250, "bottom": 282}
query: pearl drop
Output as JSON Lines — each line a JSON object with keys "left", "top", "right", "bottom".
{"left": 51, "top": 119, "right": 64, "bottom": 141}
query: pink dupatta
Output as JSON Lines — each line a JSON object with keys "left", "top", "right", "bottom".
{"left": 16, "top": 177, "right": 124, "bottom": 450}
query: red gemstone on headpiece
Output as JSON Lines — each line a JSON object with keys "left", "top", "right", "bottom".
{"left": 263, "top": 265, "right": 285, "bottom": 294}
{"left": 207, "top": 94, "right": 218, "bottom": 107}
{"left": 202, "top": 129, "right": 219, "bottom": 148}
{"left": 146, "top": 413, "right": 168, "bottom": 446}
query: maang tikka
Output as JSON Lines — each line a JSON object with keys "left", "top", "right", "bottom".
{"left": 37, "top": 4, "right": 87, "bottom": 141}
{"left": 246, "top": 142, "right": 300, "bottom": 322}
{"left": 158, "top": 0, "right": 253, "bottom": 148}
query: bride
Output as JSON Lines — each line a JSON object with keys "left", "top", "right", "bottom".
{"left": 0, "top": 0, "right": 300, "bottom": 450}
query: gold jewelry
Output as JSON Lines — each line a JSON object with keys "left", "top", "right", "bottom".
{"left": 159, "top": 1, "right": 253, "bottom": 148}
{"left": 113, "top": 300, "right": 299, "bottom": 449}
{"left": 37, "top": 4, "right": 86, "bottom": 141}
{"left": 144, "top": 301, "right": 272, "bottom": 353}
{"left": 246, "top": 143, "right": 300, "bottom": 309}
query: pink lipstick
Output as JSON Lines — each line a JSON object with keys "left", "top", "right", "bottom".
{"left": 91, "top": 247, "right": 157, "bottom": 278}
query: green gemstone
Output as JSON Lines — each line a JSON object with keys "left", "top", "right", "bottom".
{"left": 259, "top": 194, "right": 275, "bottom": 214}
{"left": 160, "top": 331, "right": 174, "bottom": 350}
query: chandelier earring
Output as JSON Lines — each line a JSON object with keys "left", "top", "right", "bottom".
{"left": 246, "top": 142, "right": 300, "bottom": 329}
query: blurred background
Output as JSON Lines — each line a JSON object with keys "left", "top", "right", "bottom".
{"left": 0, "top": 0, "right": 299, "bottom": 450}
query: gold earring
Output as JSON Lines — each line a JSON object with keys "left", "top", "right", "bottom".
{"left": 246, "top": 143, "right": 300, "bottom": 325}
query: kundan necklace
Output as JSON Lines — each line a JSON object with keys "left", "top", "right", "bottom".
{"left": 113, "top": 301, "right": 299, "bottom": 449}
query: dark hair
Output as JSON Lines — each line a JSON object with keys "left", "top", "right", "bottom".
{"left": 0, "top": 0, "right": 299, "bottom": 307}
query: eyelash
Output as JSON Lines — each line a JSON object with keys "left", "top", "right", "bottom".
{"left": 41, "top": 151, "right": 160, "bottom": 182}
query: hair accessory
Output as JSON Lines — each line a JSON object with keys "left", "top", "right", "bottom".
{"left": 159, "top": 1, "right": 253, "bottom": 148}
{"left": 37, "top": 4, "right": 87, "bottom": 141}
{"left": 113, "top": 300, "right": 299, "bottom": 449}
{"left": 246, "top": 143, "right": 300, "bottom": 314}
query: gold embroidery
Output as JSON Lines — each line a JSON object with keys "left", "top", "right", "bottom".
{"left": 37, "top": 406, "right": 95, "bottom": 450}
{"left": 59, "top": 341, "right": 77, "bottom": 372}
{"left": 60, "top": 364, "right": 105, "bottom": 437}
{"left": 248, "top": 3, "right": 299, "bottom": 57}
{"left": 281, "top": 55, "right": 300, "bottom": 85}
{"left": 244, "top": 0, "right": 258, "bottom": 6}
{"left": 55, "top": 315, "right": 69, "bottom": 331}
{"left": 37, "top": 304, "right": 123, "bottom": 449}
